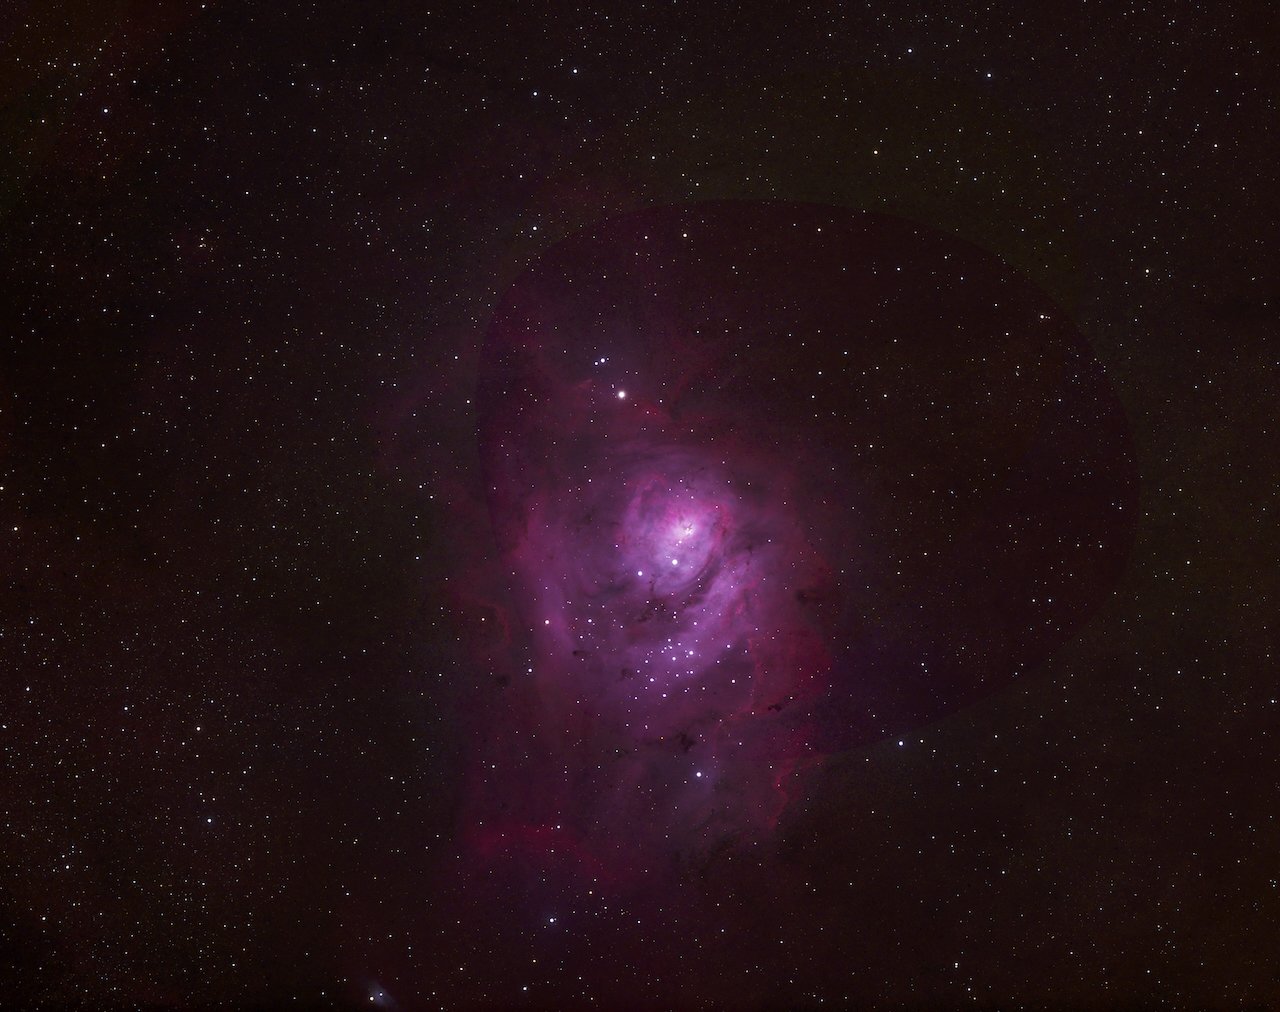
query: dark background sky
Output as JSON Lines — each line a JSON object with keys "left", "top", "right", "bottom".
{"left": 1, "top": 1, "right": 1276, "bottom": 1009}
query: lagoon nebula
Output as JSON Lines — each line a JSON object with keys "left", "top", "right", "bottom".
{"left": 462, "top": 201, "right": 1137, "bottom": 884}
{"left": 7, "top": 3, "right": 1276, "bottom": 1006}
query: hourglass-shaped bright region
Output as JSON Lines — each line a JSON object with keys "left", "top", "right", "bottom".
{"left": 621, "top": 477, "right": 729, "bottom": 595}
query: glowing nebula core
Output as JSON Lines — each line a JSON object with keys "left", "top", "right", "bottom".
{"left": 464, "top": 201, "right": 1136, "bottom": 884}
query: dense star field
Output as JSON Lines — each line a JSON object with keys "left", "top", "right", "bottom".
{"left": 1, "top": 2, "right": 1276, "bottom": 1010}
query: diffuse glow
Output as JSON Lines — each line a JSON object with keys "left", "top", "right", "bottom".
{"left": 465, "top": 200, "right": 1136, "bottom": 884}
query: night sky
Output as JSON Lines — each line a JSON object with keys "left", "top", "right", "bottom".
{"left": 2, "top": 3, "right": 1277, "bottom": 1010}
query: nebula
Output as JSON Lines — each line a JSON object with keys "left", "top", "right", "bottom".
{"left": 462, "top": 201, "right": 1136, "bottom": 885}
